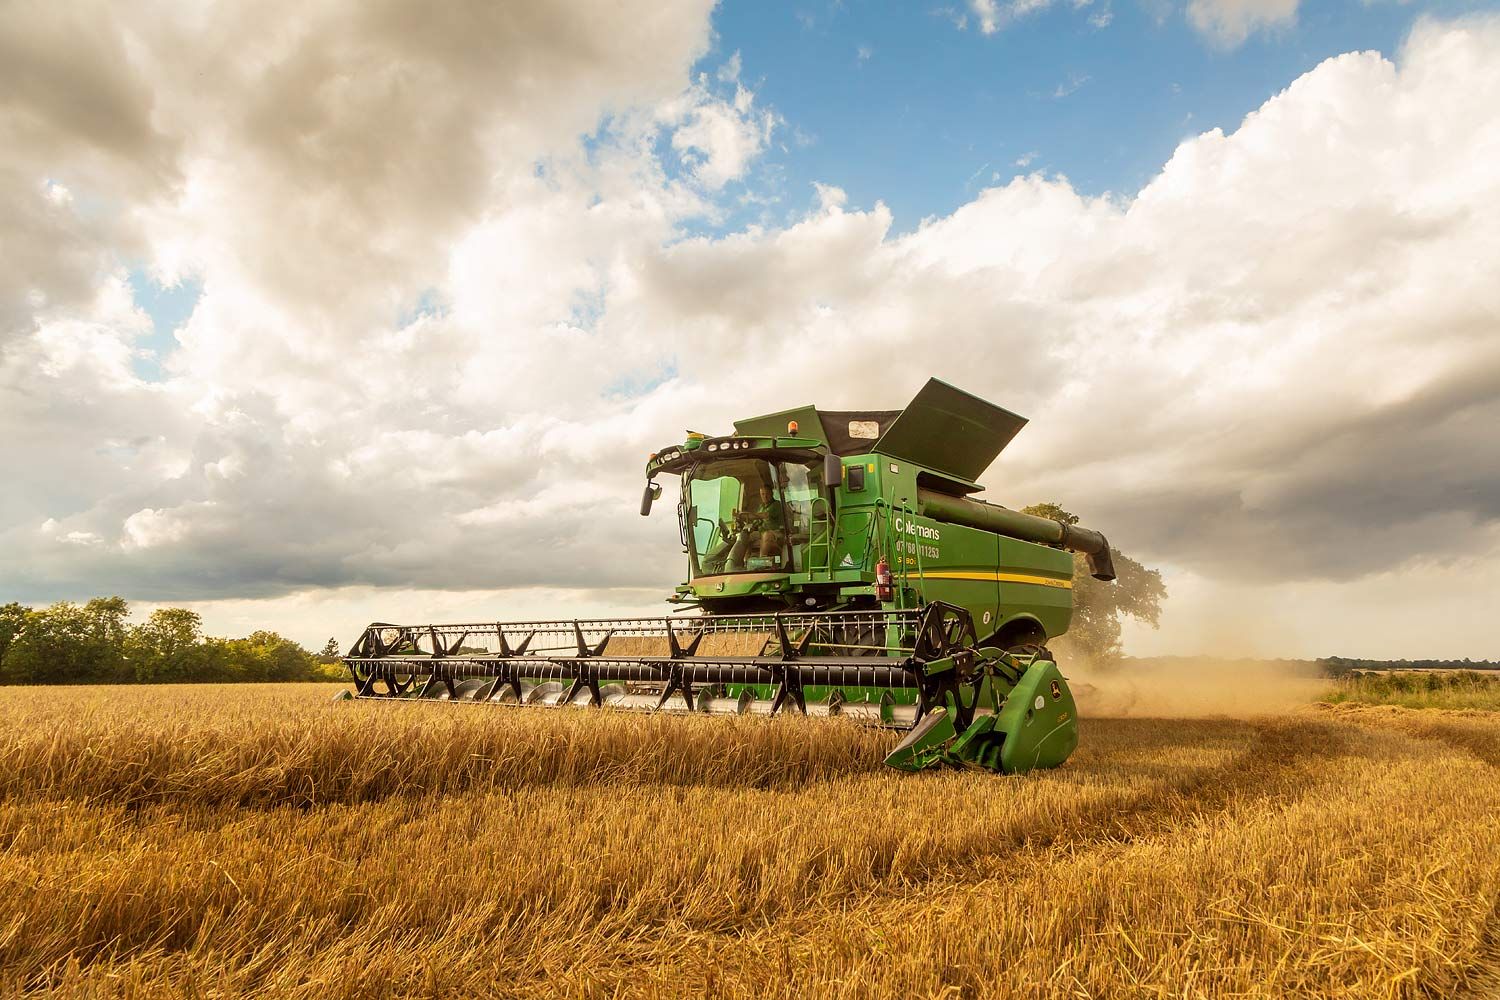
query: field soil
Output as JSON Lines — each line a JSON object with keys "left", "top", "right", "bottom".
{"left": 1, "top": 684, "right": 1497, "bottom": 998}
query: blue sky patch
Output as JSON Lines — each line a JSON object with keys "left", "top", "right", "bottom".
{"left": 694, "top": 1, "right": 1482, "bottom": 234}
{"left": 397, "top": 287, "right": 448, "bottom": 329}
{"left": 127, "top": 268, "right": 203, "bottom": 381}
{"left": 604, "top": 361, "right": 680, "bottom": 400}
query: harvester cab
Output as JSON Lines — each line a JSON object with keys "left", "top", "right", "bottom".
{"left": 344, "top": 378, "right": 1115, "bottom": 774}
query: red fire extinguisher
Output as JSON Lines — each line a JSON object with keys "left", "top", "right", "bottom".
{"left": 875, "top": 556, "right": 894, "bottom": 602}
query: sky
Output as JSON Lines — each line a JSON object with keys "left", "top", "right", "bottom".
{"left": 2, "top": 0, "right": 1498, "bottom": 661}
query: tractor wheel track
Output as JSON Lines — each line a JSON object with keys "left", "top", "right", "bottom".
{"left": 1332, "top": 710, "right": 1500, "bottom": 1000}
{"left": 1445, "top": 897, "right": 1500, "bottom": 1000}
{"left": 1318, "top": 705, "right": 1500, "bottom": 769}
{"left": 497, "top": 716, "right": 1347, "bottom": 997}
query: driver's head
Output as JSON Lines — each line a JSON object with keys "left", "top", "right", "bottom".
{"left": 758, "top": 484, "right": 773, "bottom": 503}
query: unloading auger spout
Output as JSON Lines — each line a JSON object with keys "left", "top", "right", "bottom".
{"left": 342, "top": 378, "right": 1116, "bottom": 774}
{"left": 915, "top": 490, "right": 1116, "bottom": 582}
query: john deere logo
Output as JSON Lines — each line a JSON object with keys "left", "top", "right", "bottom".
{"left": 1049, "top": 680, "right": 1062, "bottom": 700}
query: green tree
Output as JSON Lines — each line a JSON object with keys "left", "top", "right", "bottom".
{"left": 125, "top": 608, "right": 207, "bottom": 682}
{"left": 0, "top": 596, "right": 338, "bottom": 686}
{"left": 318, "top": 637, "right": 341, "bottom": 662}
{"left": 0, "top": 602, "right": 31, "bottom": 679}
{"left": 1021, "top": 502, "right": 1167, "bottom": 663}
{"left": 218, "top": 631, "right": 321, "bottom": 682}
{"left": 3, "top": 599, "right": 131, "bottom": 684}
{"left": 82, "top": 597, "right": 131, "bottom": 681}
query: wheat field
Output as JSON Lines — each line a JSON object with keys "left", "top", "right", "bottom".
{"left": 0, "top": 684, "right": 1497, "bottom": 999}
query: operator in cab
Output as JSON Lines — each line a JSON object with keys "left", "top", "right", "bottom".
{"left": 727, "top": 481, "right": 787, "bottom": 569}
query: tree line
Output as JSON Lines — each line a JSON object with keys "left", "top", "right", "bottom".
{"left": 0, "top": 598, "right": 344, "bottom": 685}
{"left": 1318, "top": 655, "right": 1499, "bottom": 676}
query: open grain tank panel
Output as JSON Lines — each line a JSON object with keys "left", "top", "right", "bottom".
{"left": 343, "top": 378, "right": 1115, "bottom": 774}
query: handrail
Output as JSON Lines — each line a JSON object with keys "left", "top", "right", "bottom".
{"left": 804, "top": 495, "right": 833, "bottom": 580}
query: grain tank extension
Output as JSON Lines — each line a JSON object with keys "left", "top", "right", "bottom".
{"left": 342, "top": 379, "right": 1115, "bottom": 773}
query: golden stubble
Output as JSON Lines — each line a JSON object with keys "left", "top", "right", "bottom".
{"left": 0, "top": 684, "right": 1495, "bottom": 999}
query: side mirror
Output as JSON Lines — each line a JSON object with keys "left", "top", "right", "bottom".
{"left": 823, "top": 453, "right": 843, "bottom": 487}
{"left": 640, "top": 481, "right": 662, "bottom": 516}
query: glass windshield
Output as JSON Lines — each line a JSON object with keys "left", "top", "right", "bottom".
{"left": 684, "top": 458, "right": 824, "bottom": 576}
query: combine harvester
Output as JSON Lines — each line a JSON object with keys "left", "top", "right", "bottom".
{"left": 343, "top": 379, "right": 1115, "bottom": 773}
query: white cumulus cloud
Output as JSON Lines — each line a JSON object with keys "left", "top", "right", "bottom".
{"left": 2, "top": 5, "right": 1499, "bottom": 660}
{"left": 1187, "top": 0, "right": 1299, "bottom": 47}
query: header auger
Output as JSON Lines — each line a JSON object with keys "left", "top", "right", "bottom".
{"left": 343, "top": 378, "right": 1114, "bottom": 774}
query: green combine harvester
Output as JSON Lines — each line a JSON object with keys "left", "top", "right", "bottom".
{"left": 343, "top": 379, "right": 1115, "bottom": 773}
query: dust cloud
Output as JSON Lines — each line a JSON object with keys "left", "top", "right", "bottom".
{"left": 1062, "top": 653, "right": 1328, "bottom": 719}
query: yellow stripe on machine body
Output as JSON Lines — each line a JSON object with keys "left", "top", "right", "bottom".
{"left": 919, "top": 570, "right": 1074, "bottom": 590}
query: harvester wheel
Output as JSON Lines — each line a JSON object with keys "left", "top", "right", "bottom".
{"left": 833, "top": 618, "right": 883, "bottom": 658}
